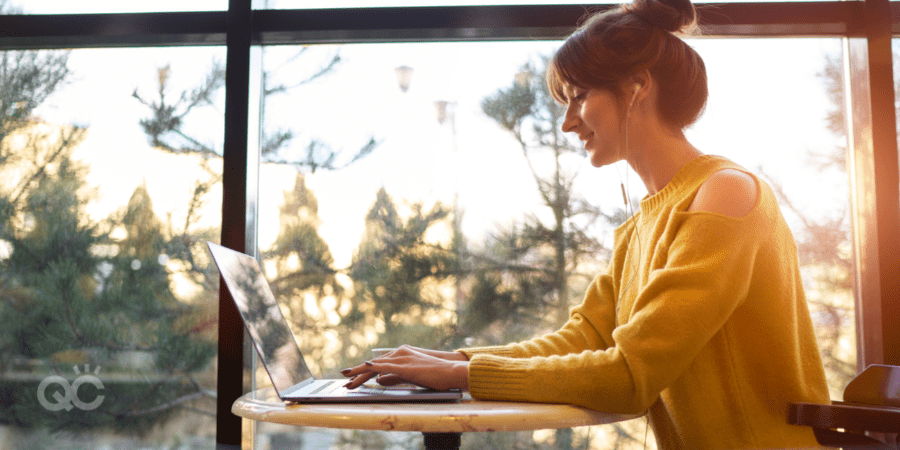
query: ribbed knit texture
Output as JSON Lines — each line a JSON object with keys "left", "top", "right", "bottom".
{"left": 459, "top": 155, "right": 830, "bottom": 450}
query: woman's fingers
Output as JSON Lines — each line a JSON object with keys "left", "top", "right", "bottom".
{"left": 340, "top": 358, "right": 407, "bottom": 388}
{"left": 340, "top": 346, "right": 469, "bottom": 391}
{"left": 341, "top": 362, "right": 381, "bottom": 389}
{"left": 375, "top": 374, "right": 410, "bottom": 386}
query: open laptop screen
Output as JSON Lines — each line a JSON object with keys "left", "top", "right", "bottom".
{"left": 208, "top": 242, "right": 314, "bottom": 395}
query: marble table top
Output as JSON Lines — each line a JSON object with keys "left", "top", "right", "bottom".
{"left": 232, "top": 388, "right": 641, "bottom": 433}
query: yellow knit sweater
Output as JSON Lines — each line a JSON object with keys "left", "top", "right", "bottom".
{"left": 460, "top": 155, "right": 830, "bottom": 449}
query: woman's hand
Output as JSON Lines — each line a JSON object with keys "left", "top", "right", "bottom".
{"left": 340, "top": 345, "right": 469, "bottom": 391}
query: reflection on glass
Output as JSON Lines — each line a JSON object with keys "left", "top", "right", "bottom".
{"left": 0, "top": 46, "right": 224, "bottom": 448}
{"left": 254, "top": 38, "right": 853, "bottom": 448}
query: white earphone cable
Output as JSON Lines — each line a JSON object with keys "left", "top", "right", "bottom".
{"left": 616, "top": 89, "right": 650, "bottom": 448}
{"left": 617, "top": 87, "right": 642, "bottom": 315}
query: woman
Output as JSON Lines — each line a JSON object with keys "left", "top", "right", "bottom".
{"left": 342, "top": 0, "right": 831, "bottom": 447}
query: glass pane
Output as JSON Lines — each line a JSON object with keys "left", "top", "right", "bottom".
{"left": 5, "top": 0, "right": 226, "bottom": 14}
{"left": 254, "top": 37, "right": 852, "bottom": 448}
{"left": 0, "top": 46, "right": 225, "bottom": 449}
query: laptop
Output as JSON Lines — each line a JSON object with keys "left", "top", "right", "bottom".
{"left": 207, "top": 241, "right": 463, "bottom": 403}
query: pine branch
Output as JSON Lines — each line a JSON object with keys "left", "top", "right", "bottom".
{"left": 10, "top": 125, "right": 84, "bottom": 207}
{"left": 60, "top": 284, "right": 84, "bottom": 341}
{"left": 60, "top": 287, "right": 157, "bottom": 351}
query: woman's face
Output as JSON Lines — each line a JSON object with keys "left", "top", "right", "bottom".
{"left": 561, "top": 84, "right": 627, "bottom": 168}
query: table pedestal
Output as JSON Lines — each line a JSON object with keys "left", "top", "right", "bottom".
{"left": 423, "top": 432, "right": 462, "bottom": 450}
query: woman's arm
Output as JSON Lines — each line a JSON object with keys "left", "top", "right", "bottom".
{"left": 340, "top": 259, "right": 621, "bottom": 391}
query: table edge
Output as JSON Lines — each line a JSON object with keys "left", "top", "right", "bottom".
{"left": 232, "top": 388, "right": 642, "bottom": 433}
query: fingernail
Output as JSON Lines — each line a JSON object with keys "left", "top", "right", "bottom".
{"left": 340, "top": 368, "right": 352, "bottom": 375}
{"left": 364, "top": 361, "right": 374, "bottom": 366}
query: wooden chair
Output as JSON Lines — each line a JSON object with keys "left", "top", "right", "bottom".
{"left": 788, "top": 364, "right": 900, "bottom": 449}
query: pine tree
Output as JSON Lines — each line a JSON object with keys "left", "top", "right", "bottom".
{"left": 266, "top": 173, "right": 342, "bottom": 301}
{"left": 264, "top": 173, "right": 344, "bottom": 373}
{"left": 347, "top": 188, "right": 456, "bottom": 348}
{"left": 0, "top": 163, "right": 217, "bottom": 432}
{"left": 104, "top": 185, "right": 216, "bottom": 385}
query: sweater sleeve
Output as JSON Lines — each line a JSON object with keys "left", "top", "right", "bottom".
{"left": 464, "top": 211, "right": 762, "bottom": 414}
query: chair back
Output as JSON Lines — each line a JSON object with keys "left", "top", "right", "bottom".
{"left": 843, "top": 364, "right": 900, "bottom": 408}
{"left": 788, "top": 364, "right": 900, "bottom": 449}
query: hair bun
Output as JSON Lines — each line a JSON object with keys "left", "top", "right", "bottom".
{"left": 626, "top": 0, "right": 698, "bottom": 34}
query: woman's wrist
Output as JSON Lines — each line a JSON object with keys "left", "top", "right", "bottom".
{"left": 450, "top": 350, "right": 470, "bottom": 361}
{"left": 420, "top": 348, "right": 468, "bottom": 361}
{"left": 452, "top": 361, "right": 470, "bottom": 390}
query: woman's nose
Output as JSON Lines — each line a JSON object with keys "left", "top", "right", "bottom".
{"left": 561, "top": 106, "right": 578, "bottom": 133}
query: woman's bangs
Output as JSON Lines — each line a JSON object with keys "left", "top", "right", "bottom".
{"left": 547, "top": 39, "right": 586, "bottom": 103}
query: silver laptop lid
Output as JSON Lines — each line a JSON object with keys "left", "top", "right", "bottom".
{"left": 207, "top": 242, "right": 314, "bottom": 396}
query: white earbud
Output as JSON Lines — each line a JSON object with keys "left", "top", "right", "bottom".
{"left": 628, "top": 83, "right": 640, "bottom": 109}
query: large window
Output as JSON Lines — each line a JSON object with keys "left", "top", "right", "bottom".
{"left": 0, "top": 1, "right": 897, "bottom": 449}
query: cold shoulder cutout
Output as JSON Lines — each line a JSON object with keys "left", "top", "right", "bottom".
{"left": 687, "top": 168, "right": 758, "bottom": 218}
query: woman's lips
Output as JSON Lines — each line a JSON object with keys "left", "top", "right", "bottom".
{"left": 580, "top": 132, "right": 594, "bottom": 147}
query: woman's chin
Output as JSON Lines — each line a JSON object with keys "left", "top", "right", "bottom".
{"left": 587, "top": 146, "right": 626, "bottom": 168}
{"left": 588, "top": 152, "right": 613, "bottom": 168}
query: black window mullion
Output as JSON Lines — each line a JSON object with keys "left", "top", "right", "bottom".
{"left": 0, "top": 11, "right": 226, "bottom": 49}
{"left": 0, "top": 2, "right": 873, "bottom": 51}
{"left": 218, "top": 0, "right": 253, "bottom": 446}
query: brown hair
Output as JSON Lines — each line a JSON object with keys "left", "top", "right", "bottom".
{"left": 548, "top": 0, "right": 707, "bottom": 130}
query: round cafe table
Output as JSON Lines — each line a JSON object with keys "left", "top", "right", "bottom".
{"left": 232, "top": 388, "right": 641, "bottom": 450}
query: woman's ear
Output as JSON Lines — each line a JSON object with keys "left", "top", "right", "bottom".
{"left": 630, "top": 69, "right": 652, "bottom": 105}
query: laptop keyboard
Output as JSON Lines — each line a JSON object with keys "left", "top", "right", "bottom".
{"left": 357, "top": 385, "right": 388, "bottom": 393}
{"left": 299, "top": 380, "right": 429, "bottom": 397}
{"left": 308, "top": 380, "right": 339, "bottom": 395}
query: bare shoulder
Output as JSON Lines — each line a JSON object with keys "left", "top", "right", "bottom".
{"left": 687, "top": 169, "right": 759, "bottom": 218}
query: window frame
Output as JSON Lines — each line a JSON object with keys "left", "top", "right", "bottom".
{"left": 1, "top": 1, "right": 897, "bottom": 445}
